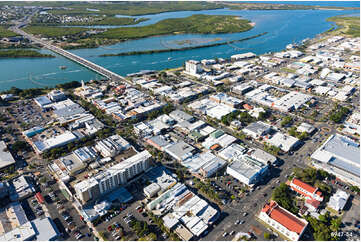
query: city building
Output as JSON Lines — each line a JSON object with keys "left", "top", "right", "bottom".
{"left": 289, "top": 178, "right": 323, "bottom": 202}
{"left": 7, "top": 175, "right": 35, "bottom": 201}
{"left": 226, "top": 155, "right": 268, "bottom": 186}
{"left": 327, "top": 189, "right": 350, "bottom": 212}
{"left": 48, "top": 89, "right": 66, "bottom": 102}
{"left": 218, "top": 143, "right": 247, "bottom": 161}
{"left": 267, "top": 132, "right": 301, "bottom": 152}
{"left": 74, "top": 150, "right": 151, "bottom": 204}
{"left": 145, "top": 135, "right": 172, "bottom": 151}
{"left": 248, "top": 148, "right": 277, "bottom": 165}
{"left": 185, "top": 60, "right": 203, "bottom": 76}
{"left": 34, "top": 95, "right": 52, "bottom": 109}
{"left": 258, "top": 201, "right": 308, "bottom": 241}
{"left": 169, "top": 110, "right": 195, "bottom": 123}
{"left": 95, "top": 134, "right": 131, "bottom": 157}
{"left": 32, "top": 131, "right": 78, "bottom": 154}
{"left": 0, "top": 141, "right": 16, "bottom": 171}
{"left": 147, "top": 183, "right": 219, "bottom": 238}
{"left": 0, "top": 202, "right": 60, "bottom": 241}
{"left": 165, "top": 141, "right": 196, "bottom": 162}
{"left": 311, "top": 134, "right": 360, "bottom": 186}
{"left": 202, "top": 130, "right": 237, "bottom": 150}
{"left": 231, "top": 52, "right": 256, "bottom": 61}
{"left": 297, "top": 122, "right": 316, "bottom": 134}
{"left": 143, "top": 166, "right": 177, "bottom": 198}
{"left": 242, "top": 121, "right": 272, "bottom": 139}
{"left": 272, "top": 91, "right": 312, "bottom": 112}
{"left": 182, "top": 151, "right": 227, "bottom": 178}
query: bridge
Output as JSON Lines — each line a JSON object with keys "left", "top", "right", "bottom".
{"left": 11, "top": 26, "right": 129, "bottom": 84}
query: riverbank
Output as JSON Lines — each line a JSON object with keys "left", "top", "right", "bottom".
{"left": 0, "top": 49, "right": 55, "bottom": 58}
{"left": 326, "top": 16, "right": 360, "bottom": 37}
{"left": 99, "top": 32, "right": 267, "bottom": 57}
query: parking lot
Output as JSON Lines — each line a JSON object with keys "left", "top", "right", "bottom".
{"left": 91, "top": 179, "right": 167, "bottom": 241}
{"left": 36, "top": 174, "right": 92, "bottom": 241}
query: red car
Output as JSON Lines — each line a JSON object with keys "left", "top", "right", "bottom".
{"left": 107, "top": 225, "right": 113, "bottom": 232}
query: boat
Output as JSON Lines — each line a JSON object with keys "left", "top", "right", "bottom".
{"left": 168, "top": 57, "right": 172, "bottom": 60}
{"left": 59, "top": 65, "right": 67, "bottom": 70}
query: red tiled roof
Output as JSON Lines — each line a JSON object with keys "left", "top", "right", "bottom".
{"left": 291, "top": 178, "right": 317, "bottom": 194}
{"left": 306, "top": 199, "right": 320, "bottom": 208}
{"left": 267, "top": 203, "right": 306, "bottom": 234}
{"left": 316, "top": 191, "right": 323, "bottom": 197}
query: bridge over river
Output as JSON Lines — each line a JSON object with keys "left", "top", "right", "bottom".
{"left": 11, "top": 25, "right": 129, "bottom": 84}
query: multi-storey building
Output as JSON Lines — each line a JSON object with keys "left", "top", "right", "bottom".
{"left": 74, "top": 150, "right": 151, "bottom": 204}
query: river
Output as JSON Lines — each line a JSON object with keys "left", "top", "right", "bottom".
{"left": 0, "top": 5, "right": 359, "bottom": 91}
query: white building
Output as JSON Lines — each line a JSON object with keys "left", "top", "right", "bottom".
{"left": 74, "top": 150, "right": 151, "bottom": 204}
{"left": 185, "top": 60, "right": 203, "bottom": 76}
{"left": 273, "top": 91, "right": 312, "bottom": 112}
{"left": 297, "top": 123, "right": 315, "bottom": 134}
{"left": 242, "top": 121, "right": 272, "bottom": 139}
{"left": 311, "top": 134, "right": 360, "bottom": 186}
{"left": 32, "top": 131, "right": 78, "bottom": 154}
{"left": 226, "top": 155, "right": 268, "bottom": 185}
{"left": 258, "top": 201, "right": 308, "bottom": 241}
{"left": 95, "top": 135, "right": 131, "bottom": 157}
{"left": 327, "top": 189, "right": 350, "bottom": 212}
{"left": 48, "top": 90, "right": 66, "bottom": 102}
{"left": 0, "top": 141, "right": 16, "bottom": 171}
{"left": 267, "top": 132, "right": 300, "bottom": 152}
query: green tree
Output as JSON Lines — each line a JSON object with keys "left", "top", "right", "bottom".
{"left": 264, "top": 232, "right": 271, "bottom": 240}
{"left": 330, "top": 217, "right": 342, "bottom": 232}
{"left": 271, "top": 183, "right": 298, "bottom": 214}
{"left": 281, "top": 116, "right": 293, "bottom": 127}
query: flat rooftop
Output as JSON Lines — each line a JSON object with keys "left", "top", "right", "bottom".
{"left": 0, "top": 141, "right": 16, "bottom": 169}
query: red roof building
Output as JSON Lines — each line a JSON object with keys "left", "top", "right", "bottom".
{"left": 290, "top": 178, "right": 323, "bottom": 202}
{"left": 259, "top": 201, "right": 308, "bottom": 241}
{"left": 243, "top": 104, "right": 253, "bottom": 110}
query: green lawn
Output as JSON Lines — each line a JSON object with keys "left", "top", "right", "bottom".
{"left": 0, "top": 26, "right": 17, "bottom": 37}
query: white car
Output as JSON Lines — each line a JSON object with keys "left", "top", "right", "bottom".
{"left": 222, "top": 232, "right": 228, "bottom": 237}
{"left": 230, "top": 231, "right": 235, "bottom": 236}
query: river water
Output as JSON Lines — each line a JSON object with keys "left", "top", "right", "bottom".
{"left": 0, "top": 5, "right": 359, "bottom": 91}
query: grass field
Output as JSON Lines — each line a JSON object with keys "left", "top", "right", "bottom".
{"left": 32, "top": 15, "right": 149, "bottom": 26}
{"left": 45, "top": 1, "right": 222, "bottom": 16}
{"left": 23, "top": 26, "right": 88, "bottom": 38}
{"left": 97, "top": 14, "right": 253, "bottom": 40}
{"left": 327, "top": 16, "right": 360, "bottom": 37}
{"left": 0, "top": 49, "right": 54, "bottom": 58}
{"left": 0, "top": 26, "right": 18, "bottom": 37}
